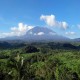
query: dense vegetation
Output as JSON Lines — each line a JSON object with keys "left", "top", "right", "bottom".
{"left": 0, "top": 42, "right": 80, "bottom": 80}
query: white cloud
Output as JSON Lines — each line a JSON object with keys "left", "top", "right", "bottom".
{"left": 65, "top": 31, "right": 75, "bottom": 35}
{"left": 37, "top": 32, "right": 44, "bottom": 35}
{"left": 34, "top": 32, "right": 44, "bottom": 36}
{"left": 11, "top": 23, "right": 33, "bottom": 36}
{"left": 40, "top": 15, "right": 56, "bottom": 26}
{"left": 0, "top": 23, "right": 33, "bottom": 38}
{"left": 40, "top": 14, "right": 68, "bottom": 29}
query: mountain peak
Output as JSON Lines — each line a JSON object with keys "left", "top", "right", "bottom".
{"left": 0, "top": 26, "right": 70, "bottom": 42}
{"left": 26, "top": 26, "right": 56, "bottom": 35}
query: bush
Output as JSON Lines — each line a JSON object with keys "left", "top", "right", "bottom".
{"left": 23, "top": 46, "right": 39, "bottom": 53}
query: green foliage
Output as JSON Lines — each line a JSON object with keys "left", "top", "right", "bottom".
{"left": 0, "top": 42, "right": 80, "bottom": 80}
{"left": 23, "top": 45, "right": 39, "bottom": 53}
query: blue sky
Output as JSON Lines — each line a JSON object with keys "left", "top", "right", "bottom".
{"left": 0, "top": 0, "right": 80, "bottom": 39}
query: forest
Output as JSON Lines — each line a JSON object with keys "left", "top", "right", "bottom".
{"left": 0, "top": 41, "right": 80, "bottom": 80}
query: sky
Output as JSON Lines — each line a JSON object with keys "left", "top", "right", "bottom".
{"left": 0, "top": 0, "right": 80, "bottom": 39}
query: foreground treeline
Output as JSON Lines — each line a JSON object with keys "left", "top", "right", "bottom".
{"left": 0, "top": 42, "right": 80, "bottom": 80}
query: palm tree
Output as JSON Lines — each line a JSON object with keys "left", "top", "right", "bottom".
{"left": 7, "top": 53, "right": 26, "bottom": 80}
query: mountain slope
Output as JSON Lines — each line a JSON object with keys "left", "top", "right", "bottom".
{"left": 21, "top": 26, "right": 70, "bottom": 42}
{"left": 0, "top": 26, "right": 70, "bottom": 42}
{"left": 73, "top": 38, "right": 80, "bottom": 42}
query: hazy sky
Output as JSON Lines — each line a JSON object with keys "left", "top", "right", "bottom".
{"left": 0, "top": 0, "right": 80, "bottom": 39}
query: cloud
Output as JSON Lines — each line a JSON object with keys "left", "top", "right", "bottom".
{"left": 65, "top": 31, "right": 75, "bottom": 35}
{"left": 11, "top": 23, "right": 33, "bottom": 35}
{"left": 37, "top": 32, "right": 44, "bottom": 35}
{"left": 34, "top": 32, "right": 44, "bottom": 36}
{"left": 40, "top": 14, "right": 68, "bottom": 29}
{"left": 0, "top": 23, "right": 33, "bottom": 38}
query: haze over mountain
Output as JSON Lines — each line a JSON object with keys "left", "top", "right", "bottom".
{"left": 73, "top": 38, "right": 80, "bottom": 42}
{"left": 0, "top": 26, "right": 70, "bottom": 42}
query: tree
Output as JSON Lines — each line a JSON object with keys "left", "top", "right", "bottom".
{"left": 23, "top": 46, "right": 39, "bottom": 53}
{"left": 7, "top": 53, "right": 27, "bottom": 80}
